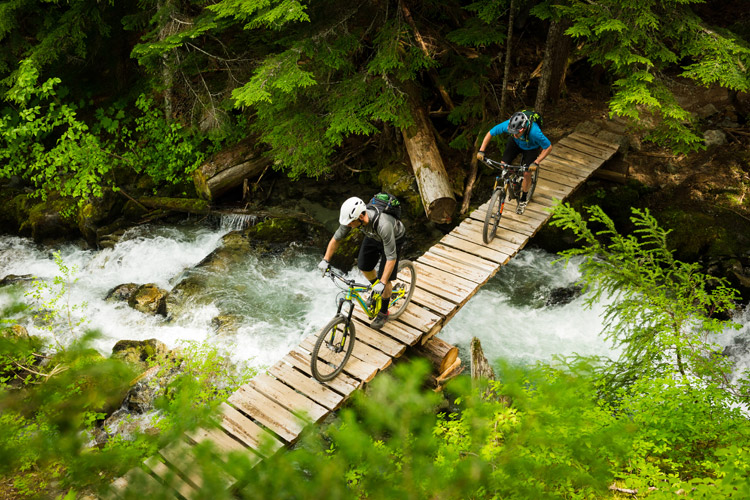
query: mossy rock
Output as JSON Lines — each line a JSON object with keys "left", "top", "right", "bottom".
{"left": 376, "top": 163, "right": 423, "bottom": 218}
{"left": 660, "top": 209, "right": 737, "bottom": 262}
{"left": 244, "top": 217, "right": 305, "bottom": 244}
{"left": 22, "top": 195, "right": 79, "bottom": 242}
{"left": 111, "top": 338, "right": 168, "bottom": 369}
{"left": 329, "top": 230, "right": 363, "bottom": 272}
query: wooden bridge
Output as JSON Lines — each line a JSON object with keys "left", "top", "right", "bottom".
{"left": 111, "top": 131, "right": 621, "bottom": 497}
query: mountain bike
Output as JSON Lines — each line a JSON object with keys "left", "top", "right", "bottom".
{"left": 481, "top": 157, "right": 539, "bottom": 244}
{"left": 311, "top": 261, "right": 417, "bottom": 382}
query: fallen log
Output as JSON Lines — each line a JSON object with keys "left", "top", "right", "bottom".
{"left": 401, "top": 81, "right": 457, "bottom": 223}
{"left": 435, "top": 357, "right": 464, "bottom": 391}
{"left": 193, "top": 137, "right": 272, "bottom": 201}
{"left": 137, "top": 197, "right": 210, "bottom": 215}
{"left": 415, "top": 336, "right": 459, "bottom": 374}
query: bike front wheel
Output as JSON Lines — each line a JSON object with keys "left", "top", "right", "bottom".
{"left": 527, "top": 165, "right": 540, "bottom": 203}
{"left": 387, "top": 260, "right": 417, "bottom": 320}
{"left": 483, "top": 188, "right": 506, "bottom": 244}
{"left": 311, "top": 315, "right": 356, "bottom": 382}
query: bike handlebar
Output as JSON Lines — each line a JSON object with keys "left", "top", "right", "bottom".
{"left": 324, "top": 267, "right": 372, "bottom": 290}
{"left": 481, "top": 157, "right": 536, "bottom": 172}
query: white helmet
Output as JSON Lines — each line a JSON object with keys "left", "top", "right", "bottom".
{"left": 339, "top": 197, "right": 366, "bottom": 225}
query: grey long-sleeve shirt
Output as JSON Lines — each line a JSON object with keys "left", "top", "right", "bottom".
{"left": 333, "top": 208, "right": 405, "bottom": 260}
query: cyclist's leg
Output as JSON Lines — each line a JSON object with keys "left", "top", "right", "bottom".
{"left": 358, "top": 237, "right": 380, "bottom": 283}
{"left": 376, "top": 238, "right": 403, "bottom": 310}
{"left": 520, "top": 147, "right": 540, "bottom": 196}
{"left": 502, "top": 136, "right": 522, "bottom": 164}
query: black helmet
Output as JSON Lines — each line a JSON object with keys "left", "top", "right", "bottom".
{"left": 507, "top": 112, "right": 530, "bottom": 134}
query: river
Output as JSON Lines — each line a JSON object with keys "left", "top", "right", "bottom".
{"left": 1, "top": 217, "right": 748, "bottom": 380}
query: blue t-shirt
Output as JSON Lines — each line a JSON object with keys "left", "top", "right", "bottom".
{"left": 489, "top": 120, "right": 551, "bottom": 150}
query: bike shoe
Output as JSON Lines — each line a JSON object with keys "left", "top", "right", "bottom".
{"left": 516, "top": 201, "right": 527, "bottom": 214}
{"left": 370, "top": 311, "right": 389, "bottom": 330}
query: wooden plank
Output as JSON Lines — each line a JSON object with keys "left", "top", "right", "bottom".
{"left": 474, "top": 202, "right": 549, "bottom": 226}
{"left": 119, "top": 466, "right": 171, "bottom": 498}
{"left": 417, "top": 252, "right": 494, "bottom": 284}
{"left": 409, "top": 284, "right": 457, "bottom": 316}
{"left": 543, "top": 156, "right": 594, "bottom": 178}
{"left": 395, "top": 302, "right": 443, "bottom": 335}
{"left": 219, "top": 401, "right": 284, "bottom": 457}
{"left": 559, "top": 136, "right": 618, "bottom": 160}
{"left": 268, "top": 362, "right": 344, "bottom": 410}
{"left": 188, "top": 425, "right": 248, "bottom": 456}
{"left": 457, "top": 217, "right": 528, "bottom": 245}
{"left": 228, "top": 385, "right": 307, "bottom": 443}
{"left": 300, "top": 334, "right": 380, "bottom": 383}
{"left": 552, "top": 145, "right": 604, "bottom": 169}
{"left": 352, "top": 307, "right": 423, "bottom": 345}
{"left": 537, "top": 168, "right": 582, "bottom": 188}
{"left": 351, "top": 319, "right": 408, "bottom": 357}
{"left": 286, "top": 350, "right": 360, "bottom": 396}
{"left": 572, "top": 131, "right": 621, "bottom": 151}
{"left": 249, "top": 373, "right": 328, "bottom": 423}
{"left": 438, "top": 233, "right": 511, "bottom": 265}
{"left": 429, "top": 243, "right": 498, "bottom": 273}
{"left": 468, "top": 208, "right": 538, "bottom": 235}
{"left": 158, "top": 442, "right": 203, "bottom": 490}
{"left": 145, "top": 456, "right": 199, "bottom": 500}
{"left": 449, "top": 225, "right": 522, "bottom": 257}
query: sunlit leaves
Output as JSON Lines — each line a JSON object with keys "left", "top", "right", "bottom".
{"left": 208, "top": 0, "right": 309, "bottom": 30}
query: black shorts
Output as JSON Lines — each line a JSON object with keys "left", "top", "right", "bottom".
{"left": 357, "top": 236, "right": 403, "bottom": 282}
{"left": 503, "top": 136, "right": 540, "bottom": 166}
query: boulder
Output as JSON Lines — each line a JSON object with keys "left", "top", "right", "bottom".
{"left": 111, "top": 338, "right": 168, "bottom": 370}
{"left": 545, "top": 285, "right": 584, "bottom": 307}
{"left": 703, "top": 129, "right": 727, "bottom": 147}
{"left": 0, "top": 274, "right": 35, "bottom": 287}
{"left": 128, "top": 284, "right": 169, "bottom": 316}
{"left": 105, "top": 283, "right": 140, "bottom": 302}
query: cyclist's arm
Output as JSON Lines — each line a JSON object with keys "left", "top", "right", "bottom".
{"left": 324, "top": 225, "right": 351, "bottom": 261}
{"left": 534, "top": 144, "right": 552, "bottom": 166}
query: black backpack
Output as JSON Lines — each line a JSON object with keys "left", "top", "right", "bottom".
{"left": 520, "top": 109, "right": 543, "bottom": 139}
{"left": 367, "top": 192, "right": 402, "bottom": 229}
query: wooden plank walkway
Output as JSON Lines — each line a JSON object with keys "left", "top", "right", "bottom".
{"left": 111, "top": 131, "right": 620, "bottom": 497}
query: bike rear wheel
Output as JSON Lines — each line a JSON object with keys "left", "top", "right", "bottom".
{"left": 527, "top": 165, "right": 540, "bottom": 203}
{"left": 311, "top": 315, "right": 356, "bottom": 382}
{"left": 387, "top": 260, "right": 417, "bottom": 320}
{"left": 483, "top": 188, "right": 506, "bottom": 244}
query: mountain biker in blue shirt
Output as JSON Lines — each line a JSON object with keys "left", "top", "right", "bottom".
{"left": 477, "top": 111, "right": 553, "bottom": 214}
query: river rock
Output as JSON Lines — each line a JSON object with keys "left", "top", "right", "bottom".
{"left": 111, "top": 338, "right": 168, "bottom": 370}
{"left": 0, "top": 274, "right": 35, "bottom": 287}
{"left": 128, "top": 284, "right": 169, "bottom": 316}
{"left": 703, "top": 129, "right": 727, "bottom": 147}
{"left": 545, "top": 285, "right": 584, "bottom": 307}
{"left": 122, "top": 365, "right": 161, "bottom": 413}
{"left": 105, "top": 283, "right": 140, "bottom": 302}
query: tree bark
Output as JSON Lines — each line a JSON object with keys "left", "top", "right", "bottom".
{"left": 470, "top": 337, "right": 496, "bottom": 381}
{"left": 192, "top": 137, "right": 272, "bottom": 201}
{"left": 401, "top": 82, "right": 457, "bottom": 223}
{"left": 499, "top": 0, "right": 516, "bottom": 117}
{"left": 534, "top": 19, "right": 572, "bottom": 115}
{"left": 401, "top": 3, "right": 454, "bottom": 112}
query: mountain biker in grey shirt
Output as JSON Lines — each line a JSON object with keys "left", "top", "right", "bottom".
{"left": 318, "top": 197, "right": 406, "bottom": 330}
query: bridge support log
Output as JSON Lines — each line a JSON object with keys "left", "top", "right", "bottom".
{"left": 193, "top": 137, "right": 272, "bottom": 201}
{"left": 401, "top": 82, "right": 457, "bottom": 223}
{"left": 415, "top": 336, "right": 459, "bottom": 374}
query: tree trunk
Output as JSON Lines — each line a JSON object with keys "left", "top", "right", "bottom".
{"left": 499, "top": 0, "right": 516, "bottom": 117}
{"left": 534, "top": 18, "right": 572, "bottom": 115}
{"left": 401, "top": 3, "right": 454, "bottom": 112}
{"left": 415, "top": 336, "right": 459, "bottom": 374}
{"left": 192, "top": 137, "right": 272, "bottom": 201}
{"left": 401, "top": 82, "right": 457, "bottom": 223}
{"left": 470, "top": 337, "right": 495, "bottom": 381}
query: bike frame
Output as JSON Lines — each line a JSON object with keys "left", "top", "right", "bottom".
{"left": 327, "top": 269, "right": 407, "bottom": 321}
{"left": 485, "top": 158, "right": 527, "bottom": 200}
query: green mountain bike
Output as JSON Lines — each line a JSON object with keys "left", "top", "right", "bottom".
{"left": 311, "top": 261, "right": 417, "bottom": 382}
